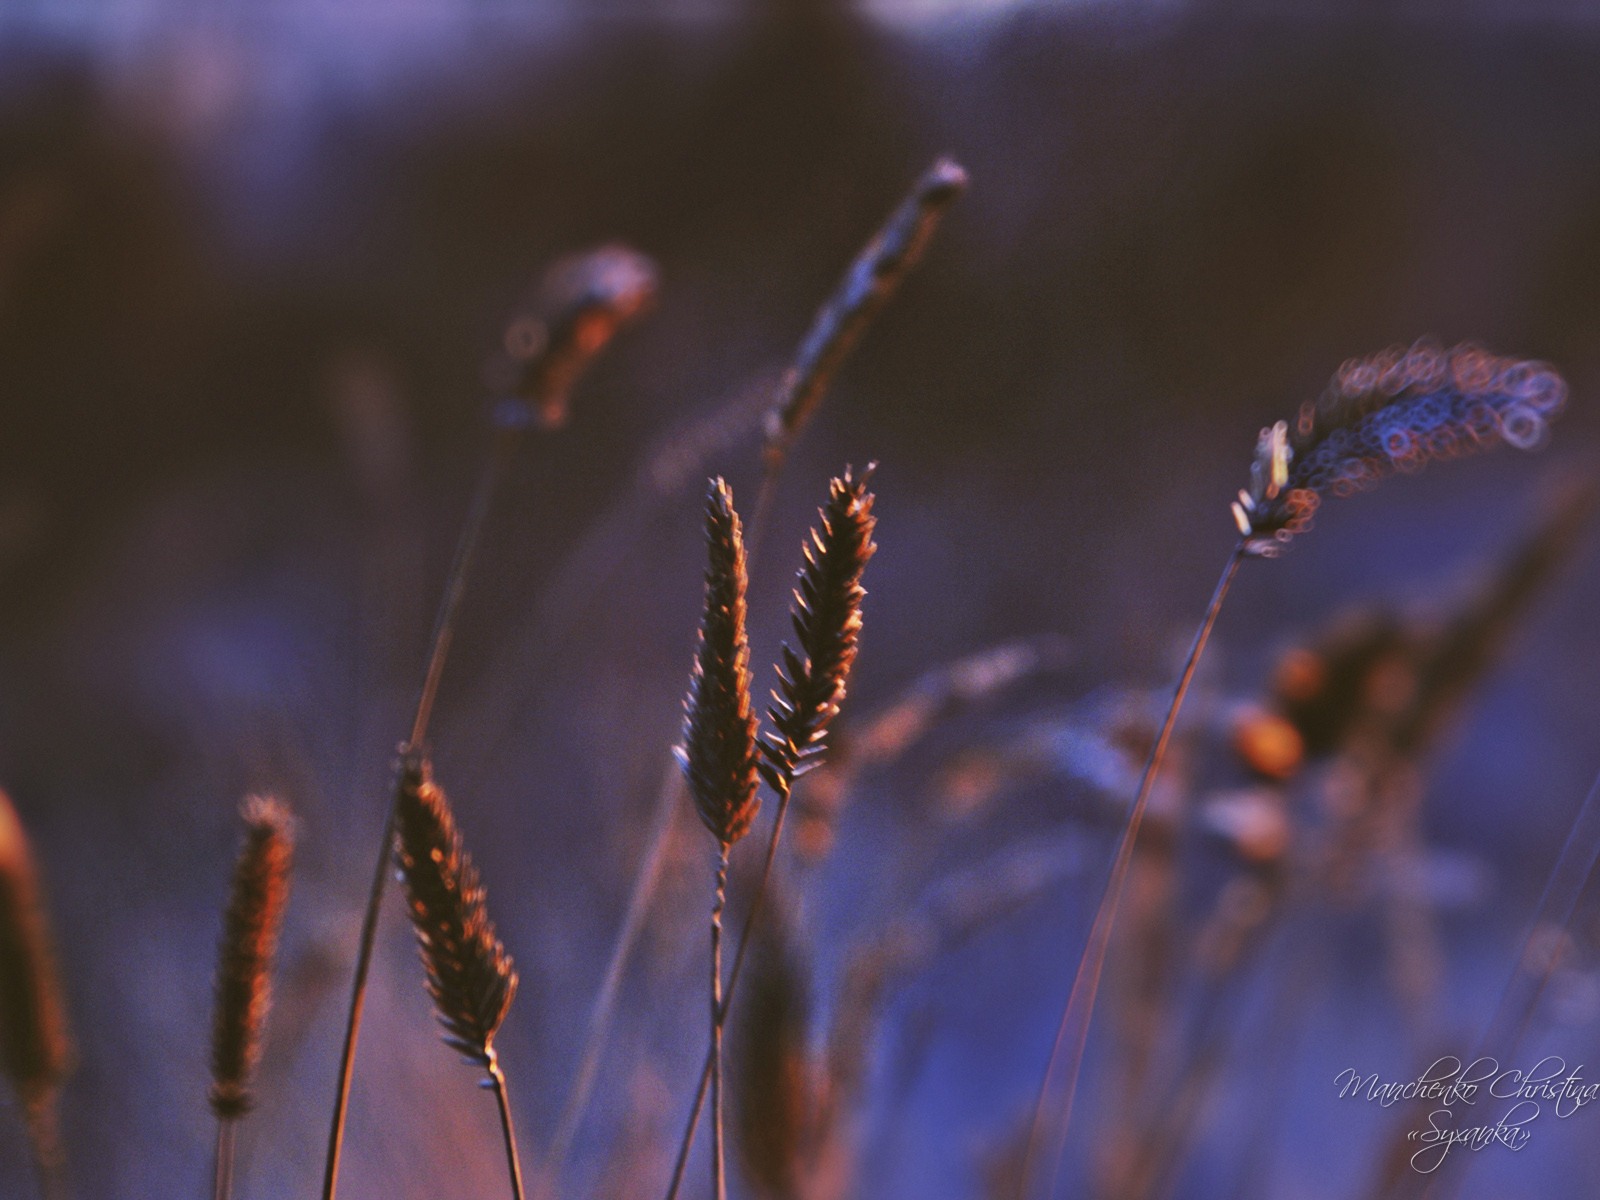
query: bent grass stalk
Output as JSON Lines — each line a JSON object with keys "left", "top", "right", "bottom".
{"left": 1017, "top": 547, "right": 1244, "bottom": 1200}
{"left": 209, "top": 797, "right": 294, "bottom": 1200}
{"left": 549, "top": 160, "right": 962, "bottom": 1191}
{"left": 1018, "top": 340, "right": 1567, "bottom": 1200}
{"left": 320, "top": 246, "right": 655, "bottom": 1200}
{"left": 664, "top": 469, "right": 876, "bottom": 1200}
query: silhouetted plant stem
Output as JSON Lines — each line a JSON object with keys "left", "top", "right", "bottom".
{"left": 321, "top": 425, "right": 520, "bottom": 1200}
{"left": 412, "top": 428, "right": 522, "bottom": 747}
{"left": 711, "top": 847, "right": 730, "bottom": 1200}
{"left": 212, "top": 1117, "right": 236, "bottom": 1200}
{"left": 663, "top": 777, "right": 795, "bottom": 1200}
{"left": 488, "top": 1058, "right": 528, "bottom": 1200}
{"left": 1020, "top": 542, "right": 1245, "bottom": 1200}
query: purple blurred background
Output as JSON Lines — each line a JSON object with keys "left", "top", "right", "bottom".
{"left": 3, "top": 3, "right": 1600, "bottom": 1197}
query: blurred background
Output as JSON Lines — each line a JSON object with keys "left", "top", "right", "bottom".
{"left": 4, "top": 1, "right": 1600, "bottom": 1197}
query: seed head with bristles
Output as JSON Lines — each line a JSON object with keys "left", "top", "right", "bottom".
{"left": 758, "top": 467, "right": 878, "bottom": 800}
{"left": 501, "top": 243, "right": 659, "bottom": 430}
{"left": 678, "top": 478, "right": 762, "bottom": 849}
{"left": 1233, "top": 340, "right": 1567, "bottom": 555}
{"left": 393, "top": 754, "right": 518, "bottom": 1072}
{"left": 210, "top": 795, "right": 294, "bottom": 1120}
{"left": 0, "top": 789, "right": 72, "bottom": 1126}
{"left": 764, "top": 159, "right": 968, "bottom": 467}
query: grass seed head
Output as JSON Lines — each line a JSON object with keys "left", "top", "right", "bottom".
{"left": 210, "top": 795, "right": 294, "bottom": 1120}
{"left": 1235, "top": 340, "right": 1567, "bottom": 554}
{"left": 678, "top": 478, "right": 763, "bottom": 849}
{"left": 764, "top": 159, "right": 968, "bottom": 464}
{"left": 502, "top": 243, "right": 659, "bottom": 429}
{"left": 758, "top": 466, "right": 878, "bottom": 799}
{"left": 393, "top": 753, "right": 518, "bottom": 1071}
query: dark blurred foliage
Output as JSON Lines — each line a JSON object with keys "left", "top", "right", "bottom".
{"left": 2, "top": 3, "right": 1600, "bottom": 1198}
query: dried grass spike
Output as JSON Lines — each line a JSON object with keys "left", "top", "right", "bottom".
{"left": 764, "top": 159, "right": 968, "bottom": 465}
{"left": 210, "top": 795, "right": 295, "bottom": 1120}
{"left": 393, "top": 754, "right": 518, "bottom": 1070}
{"left": 678, "top": 478, "right": 762, "bottom": 848}
{"left": 1235, "top": 340, "right": 1568, "bottom": 554}
{"left": 758, "top": 466, "right": 878, "bottom": 799}
{"left": 502, "top": 243, "right": 659, "bottom": 429}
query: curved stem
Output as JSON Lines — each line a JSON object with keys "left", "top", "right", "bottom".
{"left": 1018, "top": 543, "right": 1246, "bottom": 1200}
{"left": 412, "top": 429, "right": 521, "bottom": 748}
{"left": 663, "top": 780, "right": 794, "bottom": 1200}
{"left": 212, "top": 1118, "right": 236, "bottom": 1200}
{"left": 488, "top": 1057, "right": 528, "bottom": 1200}
{"left": 321, "top": 426, "right": 523, "bottom": 1200}
{"left": 711, "top": 847, "right": 730, "bottom": 1200}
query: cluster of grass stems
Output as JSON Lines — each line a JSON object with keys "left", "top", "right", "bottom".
{"left": 1, "top": 156, "right": 1598, "bottom": 1200}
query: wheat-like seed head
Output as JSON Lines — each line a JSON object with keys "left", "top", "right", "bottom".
{"left": 502, "top": 243, "right": 659, "bottom": 430}
{"left": 758, "top": 467, "right": 878, "bottom": 799}
{"left": 0, "top": 789, "right": 72, "bottom": 1124}
{"left": 764, "top": 159, "right": 968, "bottom": 465}
{"left": 393, "top": 753, "right": 518, "bottom": 1071}
{"left": 678, "top": 478, "right": 762, "bottom": 849}
{"left": 210, "top": 795, "right": 294, "bottom": 1120}
{"left": 1233, "top": 340, "right": 1567, "bottom": 555}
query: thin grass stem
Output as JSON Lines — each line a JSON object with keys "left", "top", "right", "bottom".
{"left": 711, "top": 848, "right": 730, "bottom": 1200}
{"left": 213, "top": 1118, "right": 236, "bottom": 1200}
{"left": 546, "top": 487, "right": 783, "bottom": 1197}
{"left": 321, "top": 424, "right": 522, "bottom": 1200}
{"left": 663, "top": 780, "right": 794, "bottom": 1200}
{"left": 488, "top": 1057, "right": 527, "bottom": 1200}
{"left": 1019, "top": 543, "right": 1246, "bottom": 1200}
{"left": 412, "top": 428, "right": 522, "bottom": 747}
